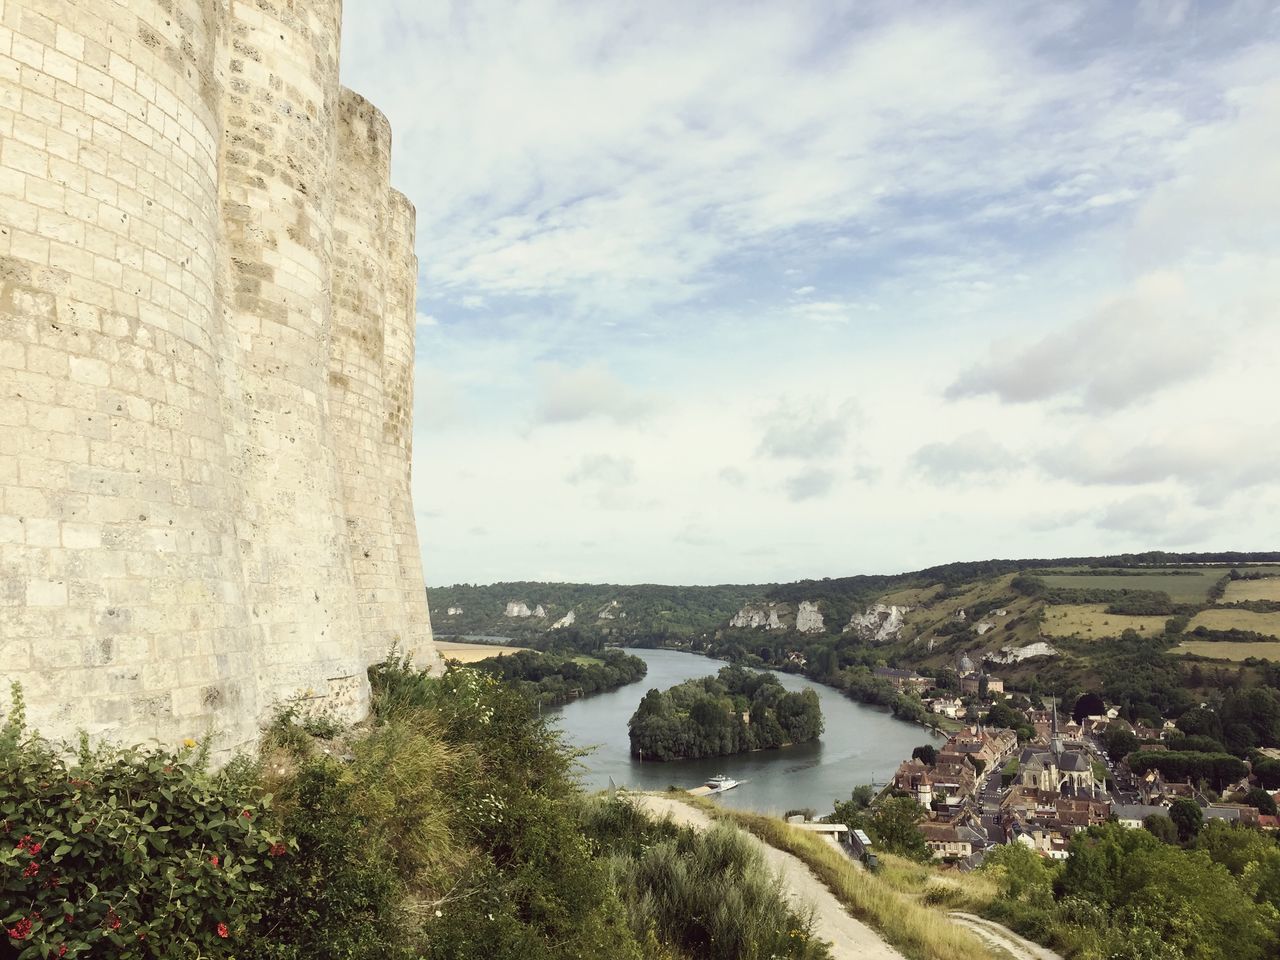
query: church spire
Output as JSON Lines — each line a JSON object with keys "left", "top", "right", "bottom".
{"left": 1051, "top": 696, "right": 1064, "bottom": 757}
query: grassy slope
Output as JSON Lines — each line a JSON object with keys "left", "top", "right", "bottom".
{"left": 676, "top": 795, "right": 998, "bottom": 960}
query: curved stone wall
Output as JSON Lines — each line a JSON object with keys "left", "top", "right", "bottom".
{"left": 0, "top": 0, "right": 438, "bottom": 753}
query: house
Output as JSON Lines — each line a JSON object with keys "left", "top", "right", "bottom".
{"left": 930, "top": 697, "right": 965, "bottom": 719}
{"left": 894, "top": 758, "right": 935, "bottom": 807}
{"left": 1204, "top": 804, "right": 1261, "bottom": 827}
{"left": 1259, "top": 815, "right": 1279, "bottom": 831}
{"left": 1001, "top": 786, "right": 1060, "bottom": 823}
{"left": 1134, "top": 723, "right": 1163, "bottom": 742}
{"left": 873, "top": 667, "right": 936, "bottom": 693}
{"left": 921, "top": 821, "right": 986, "bottom": 860}
{"left": 960, "top": 674, "right": 1005, "bottom": 696}
{"left": 1113, "top": 803, "right": 1168, "bottom": 828}
{"left": 1055, "top": 797, "right": 1110, "bottom": 833}
{"left": 930, "top": 761, "right": 977, "bottom": 802}
{"left": 1005, "top": 817, "right": 1071, "bottom": 860}
{"left": 982, "top": 727, "right": 1019, "bottom": 766}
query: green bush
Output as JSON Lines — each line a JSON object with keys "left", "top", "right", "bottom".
{"left": 1, "top": 685, "right": 284, "bottom": 959}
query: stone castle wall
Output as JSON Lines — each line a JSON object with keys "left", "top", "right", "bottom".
{"left": 0, "top": 0, "right": 439, "bottom": 755}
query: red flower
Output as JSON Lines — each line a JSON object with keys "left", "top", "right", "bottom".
{"left": 64, "top": 914, "right": 73, "bottom": 924}
{"left": 216, "top": 922, "right": 229, "bottom": 938}
{"left": 6, "top": 916, "right": 33, "bottom": 940}
{"left": 58, "top": 946, "right": 68, "bottom": 957}
{"left": 269, "top": 842, "right": 287, "bottom": 857}
{"left": 210, "top": 855, "right": 220, "bottom": 867}
{"left": 22, "top": 861, "right": 39, "bottom": 878}
{"left": 241, "top": 810, "right": 252, "bottom": 820}
{"left": 106, "top": 909, "right": 121, "bottom": 931}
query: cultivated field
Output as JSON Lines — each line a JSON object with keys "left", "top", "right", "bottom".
{"left": 1188, "top": 609, "right": 1280, "bottom": 638}
{"left": 1174, "top": 641, "right": 1280, "bottom": 662}
{"left": 1040, "top": 604, "right": 1168, "bottom": 640}
{"left": 1223, "top": 578, "right": 1280, "bottom": 602}
{"left": 435, "top": 640, "right": 531, "bottom": 662}
{"left": 1037, "top": 569, "right": 1224, "bottom": 602}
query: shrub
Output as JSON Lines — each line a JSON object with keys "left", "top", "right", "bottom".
{"left": 1, "top": 684, "right": 283, "bottom": 959}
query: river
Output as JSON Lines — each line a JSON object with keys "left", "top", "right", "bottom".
{"left": 548, "top": 648, "right": 941, "bottom": 815}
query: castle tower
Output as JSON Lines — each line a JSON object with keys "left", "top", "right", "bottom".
{"left": 0, "top": 0, "right": 439, "bottom": 753}
{"left": 0, "top": 0, "right": 262, "bottom": 751}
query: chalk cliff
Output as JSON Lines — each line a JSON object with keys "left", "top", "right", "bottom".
{"left": 846, "top": 604, "right": 911, "bottom": 643}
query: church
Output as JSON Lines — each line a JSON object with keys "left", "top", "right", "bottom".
{"left": 1018, "top": 703, "right": 1098, "bottom": 797}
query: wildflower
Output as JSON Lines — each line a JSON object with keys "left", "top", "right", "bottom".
{"left": 216, "top": 922, "right": 229, "bottom": 938}
{"left": 241, "top": 810, "right": 252, "bottom": 820}
{"left": 22, "top": 861, "right": 39, "bottom": 878}
{"left": 7, "top": 916, "right": 33, "bottom": 940}
{"left": 58, "top": 946, "right": 67, "bottom": 957}
{"left": 64, "top": 914, "right": 73, "bottom": 924}
{"left": 182, "top": 738, "right": 197, "bottom": 748}
{"left": 269, "top": 842, "right": 286, "bottom": 857}
{"left": 106, "top": 909, "right": 121, "bottom": 931}
{"left": 210, "top": 855, "right": 220, "bottom": 867}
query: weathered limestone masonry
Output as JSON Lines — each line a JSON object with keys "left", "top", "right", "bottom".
{"left": 0, "top": 0, "right": 440, "bottom": 756}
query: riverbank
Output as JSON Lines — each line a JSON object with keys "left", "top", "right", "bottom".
{"left": 550, "top": 648, "right": 934, "bottom": 813}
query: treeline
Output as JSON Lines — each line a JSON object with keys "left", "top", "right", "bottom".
{"left": 628, "top": 665, "right": 823, "bottom": 761}
{"left": 1126, "top": 750, "right": 1248, "bottom": 790}
{"left": 470, "top": 648, "right": 648, "bottom": 706}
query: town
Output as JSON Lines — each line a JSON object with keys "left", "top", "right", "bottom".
{"left": 869, "top": 655, "right": 1280, "bottom": 865}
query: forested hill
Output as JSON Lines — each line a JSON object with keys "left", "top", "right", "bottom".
{"left": 428, "top": 551, "right": 1280, "bottom": 643}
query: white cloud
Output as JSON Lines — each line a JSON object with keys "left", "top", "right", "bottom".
{"left": 535, "top": 363, "right": 652, "bottom": 425}
{"left": 946, "top": 271, "right": 1216, "bottom": 412}
{"left": 757, "top": 397, "right": 858, "bottom": 461}
{"left": 784, "top": 468, "right": 837, "bottom": 502}
{"left": 910, "top": 433, "right": 1017, "bottom": 485}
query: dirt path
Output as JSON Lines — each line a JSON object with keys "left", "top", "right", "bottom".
{"left": 948, "top": 912, "right": 1063, "bottom": 960}
{"left": 634, "top": 795, "right": 904, "bottom": 960}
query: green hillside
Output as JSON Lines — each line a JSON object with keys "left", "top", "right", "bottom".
{"left": 429, "top": 553, "right": 1280, "bottom": 725}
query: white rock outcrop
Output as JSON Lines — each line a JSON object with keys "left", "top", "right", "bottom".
{"left": 796, "top": 601, "right": 825, "bottom": 634}
{"left": 446, "top": 606, "right": 463, "bottom": 616}
{"left": 729, "top": 603, "right": 788, "bottom": 630}
{"left": 975, "top": 621, "right": 996, "bottom": 635}
{"left": 533, "top": 604, "right": 547, "bottom": 618}
{"left": 598, "top": 600, "right": 622, "bottom": 620}
{"left": 551, "top": 610, "right": 577, "bottom": 629}
{"left": 987, "top": 641, "right": 1058, "bottom": 664}
{"left": 845, "top": 604, "right": 911, "bottom": 643}
{"left": 504, "top": 601, "right": 533, "bottom": 618}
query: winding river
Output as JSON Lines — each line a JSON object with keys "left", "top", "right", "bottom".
{"left": 549, "top": 648, "right": 940, "bottom": 814}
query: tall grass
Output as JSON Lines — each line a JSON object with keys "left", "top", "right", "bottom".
{"left": 690, "top": 800, "right": 998, "bottom": 960}
{"left": 584, "top": 798, "right": 831, "bottom": 960}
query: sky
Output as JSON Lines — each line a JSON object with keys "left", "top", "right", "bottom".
{"left": 339, "top": 0, "right": 1280, "bottom": 587}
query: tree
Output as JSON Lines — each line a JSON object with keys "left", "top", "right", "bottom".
{"left": 1073, "top": 692, "right": 1106, "bottom": 724}
{"left": 911, "top": 744, "right": 938, "bottom": 766}
{"left": 1169, "top": 797, "right": 1203, "bottom": 843}
{"left": 1142, "top": 813, "right": 1179, "bottom": 844}
{"left": 829, "top": 784, "right": 876, "bottom": 830}
{"left": 869, "top": 797, "right": 931, "bottom": 862}
{"left": 1244, "top": 787, "right": 1278, "bottom": 816}
{"left": 1104, "top": 725, "right": 1140, "bottom": 761}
